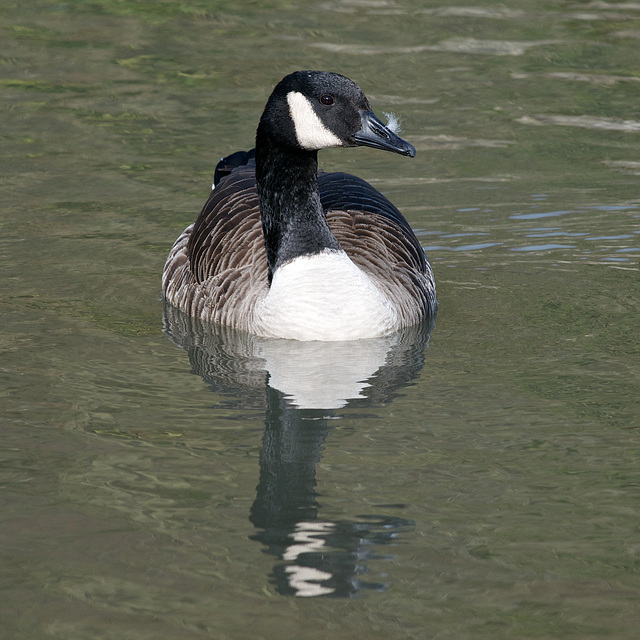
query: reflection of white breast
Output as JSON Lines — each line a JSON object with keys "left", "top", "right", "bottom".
{"left": 255, "top": 333, "right": 397, "bottom": 409}
{"left": 253, "top": 250, "right": 400, "bottom": 342}
{"left": 162, "top": 301, "right": 433, "bottom": 411}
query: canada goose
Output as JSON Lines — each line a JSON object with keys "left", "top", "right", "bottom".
{"left": 163, "top": 70, "right": 436, "bottom": 341}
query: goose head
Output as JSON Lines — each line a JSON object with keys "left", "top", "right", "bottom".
{"left": 257, "top": 70, "right": 416, "bottom": 158}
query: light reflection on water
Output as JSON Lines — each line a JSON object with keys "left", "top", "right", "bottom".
{"left": 419, "top": 197, "right": 639, "bottom": 267}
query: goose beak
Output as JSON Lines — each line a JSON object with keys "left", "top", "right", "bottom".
{"left": 352, "top": 110, "right": 416, "bottom": 158}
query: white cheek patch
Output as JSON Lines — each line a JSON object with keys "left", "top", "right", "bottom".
{"left": 286, "top": 91, "right": 343, "bottom": 150}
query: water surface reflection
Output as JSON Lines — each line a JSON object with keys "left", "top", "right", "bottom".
{"left": 163, "top": 305, "right": 434, "bottom": 597}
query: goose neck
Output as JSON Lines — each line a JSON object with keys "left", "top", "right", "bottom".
{"left": 255, "top": 137, "right": 340, "bottom": 278}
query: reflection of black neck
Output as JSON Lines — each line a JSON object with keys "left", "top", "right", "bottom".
{"left": 250, "top": 386, "right": 333, "bottom": 531}
{"left": 249, "top": 385, "right": 415, "bottom": 598}
{"left": 161, "top": 303, "right": 435, "bottom": 597}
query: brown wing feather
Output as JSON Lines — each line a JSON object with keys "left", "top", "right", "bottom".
{"left": 327, "top": 209, "right": 435, "bottom": 326}
{"left": 163, "top": 167, "right": 268, "bottom": 330}
{"left": 163, "top": 166, "right": 435, "bottom": 329}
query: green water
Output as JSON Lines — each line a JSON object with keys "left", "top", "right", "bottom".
{"left": 1, "top": 1, "right": 639, "bottom": 638}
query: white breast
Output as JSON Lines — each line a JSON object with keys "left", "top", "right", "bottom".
{"left": 252, "top": 250, "right": 399, "bottom": 341}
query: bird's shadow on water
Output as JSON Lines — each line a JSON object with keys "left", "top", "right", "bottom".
{"left": 163, "top": 304, "right": 435, "bottom": 598}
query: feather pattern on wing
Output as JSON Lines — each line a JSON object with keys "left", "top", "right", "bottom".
{"left": 163, "top": 165, "right": 435, "bottom": 331}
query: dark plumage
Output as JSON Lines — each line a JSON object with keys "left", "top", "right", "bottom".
{"left": 163, "top": 71, "right": 436, "bottom": 340}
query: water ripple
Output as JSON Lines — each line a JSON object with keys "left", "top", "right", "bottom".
{"left": 309, "top": 38, "right": 561, "bottom": 56}
{"left": 510, "top": 211, "right": 575, "bottom": 220}
{"left": 526, "top": 232, "right": 587, "bottom": 237}
{"left": 422, "top": 200, "right": 639, "bottom": 267}
{"left": 518, "top": 114, "right": 640, "bottom": 132}
{"left": 424, "top": 242, "right": 502, "bottom": 252}
{"left": 510, "top": 244, "right": 575, "bottom": 252}
{"left": 412, "top": 134, "right": 514, "bottom": 150}
{"left": 587, "top": 234, "right": 634, "bottom": 240}
{"left": 512, "top": 71, "right": 640, "bottom": 86}
{"left": 318, "top": 3, "right": 524, "bottom": 18}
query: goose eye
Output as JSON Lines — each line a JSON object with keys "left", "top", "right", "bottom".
{"left": 319, "top": 94, "right": 334, "bottom": 106}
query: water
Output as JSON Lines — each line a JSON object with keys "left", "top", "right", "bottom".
{"left": 1, "top": 0, "right": 639, "bottom": 638}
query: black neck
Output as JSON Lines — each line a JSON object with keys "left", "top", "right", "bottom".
{"left": 255, "top": 129, "right": 340, "bottom": 280}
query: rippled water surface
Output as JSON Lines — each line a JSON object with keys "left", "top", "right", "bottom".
{"left": 1, "top": 1, "right": 639, "bottom": 638}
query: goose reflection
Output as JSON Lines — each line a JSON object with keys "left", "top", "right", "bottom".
{"left": 163, "top": 304, "right": 434, "bottom": 597}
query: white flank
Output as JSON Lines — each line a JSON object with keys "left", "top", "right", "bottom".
{"left": 253, "top": 250, "right": 399, "bottom": 341}
{"left": 287, "top": 91, "right": 343, "bottom": 150}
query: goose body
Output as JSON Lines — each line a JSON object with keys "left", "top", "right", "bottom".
{"left": 163, "top": 71, "right": 436, "bottom": 341}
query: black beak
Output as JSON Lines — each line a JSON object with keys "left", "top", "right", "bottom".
{"left": 351, "top": 110, "right": 416, "bottom": 158}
